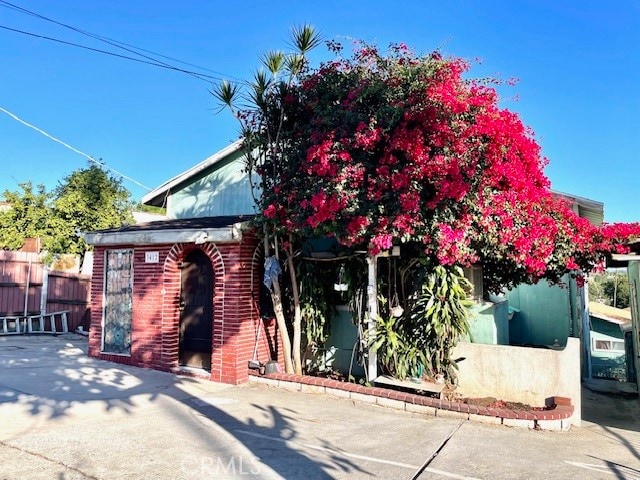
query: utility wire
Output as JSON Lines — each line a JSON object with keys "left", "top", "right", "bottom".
{"left": 0, "top": 106, "right": 152, "bottom": 191}
{"left": 0, "top": 0, "right": 244, "bottom": 83}
{"left": 0, "top": 24, "right": 225, "bottom": 83}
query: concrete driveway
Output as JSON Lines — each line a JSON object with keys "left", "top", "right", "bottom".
{"left": 1, "top": 334, "right": 639, "bottom": 479}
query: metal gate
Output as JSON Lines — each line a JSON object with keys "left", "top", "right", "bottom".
{"left": 102, "top": 249, "right": 133, "bottom": 354}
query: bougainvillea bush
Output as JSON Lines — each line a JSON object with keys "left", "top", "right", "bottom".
{"left": 244, "top": 40, "right": 639, "bottom": 293}
{"left": 216, "top": 28, "right": 640, "bottom": 376}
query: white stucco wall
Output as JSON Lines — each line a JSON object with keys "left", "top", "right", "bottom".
{"left": 453, "top": 337, "right": 581, "bottom": 425}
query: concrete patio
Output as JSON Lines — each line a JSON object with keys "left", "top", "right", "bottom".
{"left": 1, "top": 334, "right": 639, "bottom": 479}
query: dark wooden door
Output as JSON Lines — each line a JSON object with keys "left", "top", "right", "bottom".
{"left": 179, "top": 250, "right": 213, "bottom": 370}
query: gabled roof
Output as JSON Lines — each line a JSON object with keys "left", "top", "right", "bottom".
{"left": 553, "top": 190, "right": 604, "bottom": 226}
{"left": 142, "top": 139, "right": 243, "bottom": 207}
{"left": 589, "top": 301, "right": 631, "bottom": 327}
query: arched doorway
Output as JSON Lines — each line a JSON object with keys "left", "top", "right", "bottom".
{"left": 179, "top": 249, "right": 213, "bottom": 370}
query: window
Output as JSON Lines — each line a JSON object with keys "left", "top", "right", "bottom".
{"left": 462, "top": 265, "right": 484, "bottom": 303}
{"left": 102, "top": 249, "right": 134, "bottom": 355}
{"left": 592, "top": 338, "right": 625, "bottom": 353}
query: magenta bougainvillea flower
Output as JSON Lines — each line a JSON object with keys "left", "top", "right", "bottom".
{"left": 240, "top": 41, "right": 640, "bottom": 293}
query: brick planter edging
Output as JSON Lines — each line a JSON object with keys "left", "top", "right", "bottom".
{"left": 248, "top": 371, "right": 574, "bottom": 431}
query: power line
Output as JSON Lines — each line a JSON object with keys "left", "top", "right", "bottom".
{"left": 0, "top": 24, "right": 226, "bottom": 83}
{"left": 0, "top": 0, "right": 245, "bottom": 83}
{"left": 0, "top": 106, "right": 152, "bottom": 191}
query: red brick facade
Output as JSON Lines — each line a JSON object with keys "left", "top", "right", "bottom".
{"left": 88, "top": 233, "right": 279, "bottom": 384}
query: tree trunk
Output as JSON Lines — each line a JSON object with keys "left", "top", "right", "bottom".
{"left": 264, "top": 231, "right": 294, "bottom": 374}
{"left": 270, "top": 278, "right": 294, "bottom": 374}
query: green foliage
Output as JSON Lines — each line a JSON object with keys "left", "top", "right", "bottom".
{"left": 48, "top": 164, "right": 133, "bottom": 258}
{"left": 408, "top": 265, "right": 472, "bottom": 382}
{"left": 297, "top": 260, "right": 335, "bottom": 350}
{"left": 0, "top": 182, "right": 51, "bottom": 250}
{"left": 370, "top": 264, "right": 472, "bottom": 383}
{"left": 370, "top": 313, "right": 428, "bottom": 381}
{"left": 133, "top": 202, "right": 166, "bottom": 215}
{"left": 0, "top": 164, "right": 133, "bottom": 261}
{"left": 590, "top": 271, "right": 630, "bottom": 309}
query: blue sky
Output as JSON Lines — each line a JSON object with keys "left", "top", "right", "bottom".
{"left": 1, "top": 1, "right": 638, "bottom": 221}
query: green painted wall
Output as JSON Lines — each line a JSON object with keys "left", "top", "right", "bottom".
{"left": 466, "top": 300, "right": 509, "bottom": 345}
{"left": 467, "top": 303, "right": 496, "bottom": 344}
{"left": 506, "top": 276, "right": 572, "bottom": 347}
{"left": 313, "top": 307, "right": 365, "bottom": 378}
{"left": 168, "top": 149, "right": 259, "bottom": 219}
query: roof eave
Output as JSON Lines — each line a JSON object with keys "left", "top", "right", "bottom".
{"left": 141, "top": 139, "right": 244, "bottom": 207}
{"left": 84, "top": 224, "right": 244, "bottom": 246}
{"left": 552, "top": 190, "right": 604, "bottom": 211}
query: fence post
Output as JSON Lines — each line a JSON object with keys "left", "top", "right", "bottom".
{"left": 23, "top": 259, "right": 32, "bottom": 317}
{"left": 40, "top": 266, "right": 48, "bottom": 316}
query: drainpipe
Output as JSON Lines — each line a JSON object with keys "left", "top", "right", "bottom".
{"left": 366, "top": 254, "right": 378, "bottom": 382}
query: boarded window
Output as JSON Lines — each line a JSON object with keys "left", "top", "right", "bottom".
{"left": 102, "top": 249, "right": 133, "bottom": 354}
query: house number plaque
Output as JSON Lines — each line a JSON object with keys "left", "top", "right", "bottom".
{"left": 145, "top": 251, "right": 159, "bottom": 263}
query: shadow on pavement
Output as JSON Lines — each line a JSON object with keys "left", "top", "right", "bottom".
{"left": 581, "top": 386, "right": 640, "bottom": 473}
{"left": 0, "top": 334, "right": 367, "bottom": 479}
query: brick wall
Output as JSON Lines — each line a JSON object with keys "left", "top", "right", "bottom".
{"left": 88, "top": 232, "right": 279, "bottom": 384}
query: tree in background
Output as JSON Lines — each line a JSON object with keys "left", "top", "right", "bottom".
{"left": 589, "top": 271, "right": 630, "bottom": 309}
{"left": 49, "top": 164, "right": 133, "bottom": 259}
{"left": 0, "top": 182, "right": 51, "bottom": 250}
{"left": 0, "top": 164, "right": 133, "bottom": 262}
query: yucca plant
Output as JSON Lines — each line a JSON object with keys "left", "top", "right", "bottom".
{"left": 212, "top": 25, "right": 321, "bottom": 375}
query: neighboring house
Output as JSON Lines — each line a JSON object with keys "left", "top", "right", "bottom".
{"left": 604, "top": 245, "right": 640, "bottom": 389}
{"left": 84, "top": 143, "right": 276, "bottom": 385}
{"left": 588, "top": 301, "right": 630, "bottom": 381}
{"left": 142, "top": 139, "right": 257, "bottom": 219}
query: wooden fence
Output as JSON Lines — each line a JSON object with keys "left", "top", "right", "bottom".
{"left": 0, "top": 251, "right": 91, "bottom": 332}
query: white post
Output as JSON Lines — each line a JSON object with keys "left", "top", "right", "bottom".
{"left": 366, "top": 255, "right": 378, "bottom": 382}
{"left": 40, "top": 266, "right": 48, "bottom": 316}
{"left": 23, "top": 259, "right": 32, "bottom": 317}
